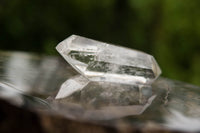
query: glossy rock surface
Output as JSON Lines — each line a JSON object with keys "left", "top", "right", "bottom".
{"left": 56, "top": 35, "right": 161, "bottom": 85}
{"left": 0, "top": 51, "right": 200, "bottom": 132}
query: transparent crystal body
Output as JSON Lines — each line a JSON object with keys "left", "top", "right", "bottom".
{"left": 56, "top": 35, "right": 161, "bottom": 85}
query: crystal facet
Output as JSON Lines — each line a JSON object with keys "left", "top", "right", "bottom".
{"left": 56, "top": 35, "right": 161, "bottom": 85}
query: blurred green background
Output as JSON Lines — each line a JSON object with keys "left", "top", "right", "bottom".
{"left": 0, "top": 0, "right": 200, "bottom": 85}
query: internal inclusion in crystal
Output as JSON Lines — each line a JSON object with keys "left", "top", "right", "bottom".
{"left": 56, "top": 35, "right": 161, "bottom": 85}
{"left": 69, "top": 51, "right": 155, "bottom": 78}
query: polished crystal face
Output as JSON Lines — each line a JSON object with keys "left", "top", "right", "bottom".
{"left": 56, "top": 35, "right": 161, "bottom": 85}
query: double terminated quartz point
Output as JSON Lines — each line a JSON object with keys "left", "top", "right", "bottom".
{"left": 56, "top": 35, "right": 161, "bottom": 99}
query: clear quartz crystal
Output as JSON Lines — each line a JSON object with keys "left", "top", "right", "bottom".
{"left": 56, "top": 35, "right": 161, "bottom": 85}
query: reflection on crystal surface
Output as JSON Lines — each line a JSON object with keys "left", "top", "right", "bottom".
{"left": 82, "top": 95, "right": 156, "bottom": 120}
{"left": 55, "top": 75, "right": 89, "bottom": 99}
{"left": 56, "top": 35, "right": 161, "bottom": 85}
{"left": 66, "top": 82, "right": 153, "bottom": 108}
{"left": 51, "top": 81, "right": 156, "bottom": 120}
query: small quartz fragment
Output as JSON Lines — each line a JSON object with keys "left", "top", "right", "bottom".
{"left": 56, "top": 35, "right": 161, "bottom": 85}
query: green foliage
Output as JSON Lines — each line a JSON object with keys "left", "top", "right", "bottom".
{"left": 0, "top": 0, "right": 200, "bottom": 85}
